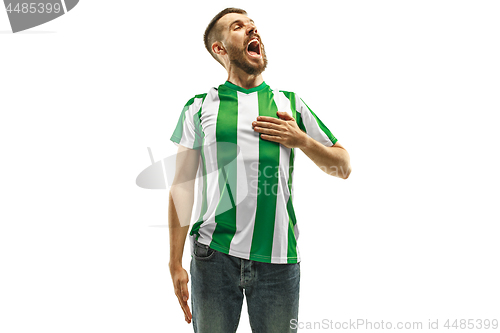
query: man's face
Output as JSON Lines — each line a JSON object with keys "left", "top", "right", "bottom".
{"left": 218, "top": 13, "right": 268, "bottom": 75}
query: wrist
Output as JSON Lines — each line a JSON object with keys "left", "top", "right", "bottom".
{"left": 298, "top": 134, "right": 311, "bottom": 150}
{"left": 169, "top": 260, "right": 183, "bottom": 270}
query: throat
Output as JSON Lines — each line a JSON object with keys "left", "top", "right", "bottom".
{"left": 227, "top": 71, "right": 264, "bottom": 90}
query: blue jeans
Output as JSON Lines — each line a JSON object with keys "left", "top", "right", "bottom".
{"left": 190, "top": 239, "right": 300, "bottom": 333}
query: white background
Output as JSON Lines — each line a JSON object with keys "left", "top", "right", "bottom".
{"left": 1, "top": 1, "right": 499, "bottom": 332}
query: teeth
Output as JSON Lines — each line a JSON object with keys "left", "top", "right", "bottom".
{"left": 247, "top": 38, "right": 260, "bottom": 55}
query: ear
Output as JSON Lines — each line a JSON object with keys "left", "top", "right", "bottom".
{"left": 212, "top": 41, "right": 226, "bottom": 56}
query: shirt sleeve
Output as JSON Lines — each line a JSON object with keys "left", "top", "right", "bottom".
{"left": 170, "top": 96, "right": 204, "bottom": 150}
{"left": 296, "top": 95, "right": 338, "bottom": 146}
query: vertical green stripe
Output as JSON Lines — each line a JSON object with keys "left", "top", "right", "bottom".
{"left": 286, "top": 151, "right": 297, "bottom": 227}
{"left": 170, "top": 97, "right": 195, "bottom": 142}
{"left": 281, "top": 91, "right": 306, "bottom": 133}
{"left": 193, "top": 113, "right": 202, "bottom": 149}
{"left": 286, "top": 146, "right": 298, "bottom": 261}
{"left": 199, "top": 137, "right": 207, "bottom": 221}
{"left": 287, "top": 221, "right": 298, "bottom": 263}
{"left": 297, "top": 112, "right": 305, "bottom": 133}
{"left": 280, "top": 91, "right": 299, "bottom": 261}
{"left": 301, "top": 98, "right": 337, "bottom": 144}
{"left": 211, "top": 86, "right": 238, "bottom": 250}
{"left": 281, "top": 90, "right": 298, "bottom": 225}
{"left": 171, "top": 94, "right": 207, "bottom": 144}
{"left": 250, "top": 88, "right": 280, "bottom": 261}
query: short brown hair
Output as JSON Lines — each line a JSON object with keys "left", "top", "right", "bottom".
{"left": 203, "top": 8, "right": 247, "bottom": 67}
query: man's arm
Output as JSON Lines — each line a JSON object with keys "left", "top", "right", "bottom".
{"left": 168, "top": 144, "right": 200, "bottom": 324}
{"left": 252, "top": 111, "right": 351, "bottom": 179}
{"left": 300, "top": 139, "right": 351, "bottom": 179}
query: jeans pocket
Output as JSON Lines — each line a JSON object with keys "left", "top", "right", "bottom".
{"left": 193, "top": 240, "right": 216, "bottom": 260}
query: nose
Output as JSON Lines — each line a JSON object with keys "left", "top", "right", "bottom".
{"left": 248, "top": 24, "right": 257, "bottom": 36}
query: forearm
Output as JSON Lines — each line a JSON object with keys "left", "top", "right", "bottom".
{"left": 300, "top": 137, "right": 351, "bottom": 179}
{"left": 168, "top": 186, "right": 193, "bottom": 267}
{"left": 168, "top": 189, "right": 193, "bottom": 325}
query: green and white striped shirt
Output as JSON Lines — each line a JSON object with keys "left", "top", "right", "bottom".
{"left": 170, "top": 81, "right": 337, "bottom": 264}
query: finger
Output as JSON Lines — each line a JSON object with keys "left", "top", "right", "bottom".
{"left": 260, "top": 134, "right": 282, "bottom": 143}
{"left": 179, "top": 297, "right": 192, "bottom": 323}
{"left": 254, "top": 126, "right": 282, "bottom": 136}
{"left": 175, "top": 281, "right": 190, "bottom": 322}
{"left": 177, "top": 295, "right": 188, "bottom": 318}
{"left": 181, "top": 283, "right": 189, "bottom": 302}
{"left": 253, "top": 121, "right": 282, "bottom": 130}
{"left": 256, "top": 116, "right": 282, "bottom": 124}
{"left": 277, "top": 111, "right": 294, "bottom": 120}
{"left": 181, "top": 302, "right": 191, "bottom": 323}
{"left": 177, "top": 293, "right": 191, "bottom": 323}
{"left": 180, "top": 284, "right": 192, "bottom": 322}
{"left": 175, "top": 284, "right": 187, "bottom": 312}
{"left": 185, "top": 303, "right": 192, "bottom": 323}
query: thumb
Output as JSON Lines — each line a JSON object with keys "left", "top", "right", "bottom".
{"left": 277, "top": 111, "right": 293, "bottom": 120}
{"left": 182, "top": 283, "right": 189, "bottom": 301}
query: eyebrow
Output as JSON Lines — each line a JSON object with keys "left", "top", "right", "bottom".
{"left": 229, "top": 19, "right": 255, "bottom": 29}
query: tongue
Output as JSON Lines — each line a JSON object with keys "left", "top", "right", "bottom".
{"left": 248, "top": 41, "right": 259, "bottom": 56}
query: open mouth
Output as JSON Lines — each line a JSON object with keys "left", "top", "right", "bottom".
{"left": 246, "top": 38, "right": 261, "bottom": 58}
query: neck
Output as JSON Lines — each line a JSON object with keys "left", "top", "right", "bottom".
{"left": 226, "top": 66, "right": 264, "bottom": 90}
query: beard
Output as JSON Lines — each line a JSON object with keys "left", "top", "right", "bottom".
{"left": 226, "top": 37, "right": 268, "bottom": 76}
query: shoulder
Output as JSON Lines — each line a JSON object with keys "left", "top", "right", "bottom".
{"left": 184, "top": 92, "right": 208, "bottom": 105}
{"left": 270, "top": 87, "right": 302, "bottom": 105}
{"left": 277, "top": 89, "right": 298, "bottom": 100}
{"left": 181, "top": 89, "right": 213, "bottom": 113}
{"left": 269, "top": 85, "right": 299, "bottom": 98}
{"left": 275, "top": 88, "right": 295, "bottom": 95}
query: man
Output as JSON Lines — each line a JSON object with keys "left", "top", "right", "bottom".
{"left": 168, "top": 7, "right": 351, "bottom": 333}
